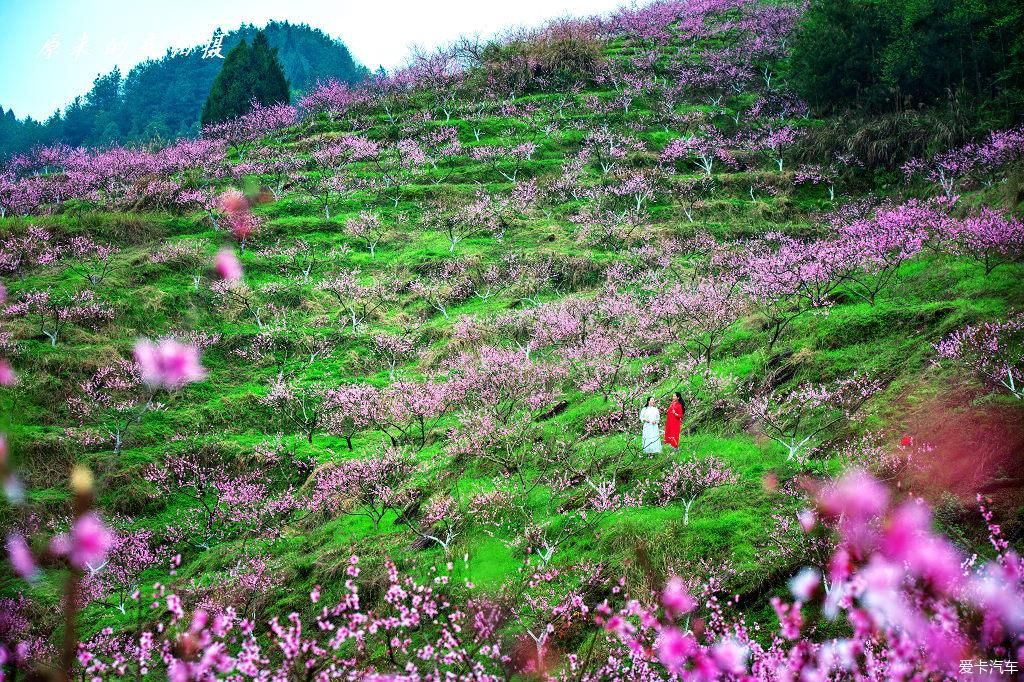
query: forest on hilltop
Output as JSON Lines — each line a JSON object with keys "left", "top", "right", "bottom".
{"left": 0, "top": 21, "right": 369, "bottom": 159}
{"left": 1, "top": 0, "right": 1024, "bottom": 679}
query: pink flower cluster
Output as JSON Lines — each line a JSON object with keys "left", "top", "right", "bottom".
{"left": 934, "top": 313, "right": 1024, "bottom": 399}
{"left": 133, "top": 338, "right": 207, "bottom": 390}
{"left": 904, "top": 126, "right": 1024, "bottom": 197}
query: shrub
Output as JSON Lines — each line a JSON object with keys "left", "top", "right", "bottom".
{"left": 479, "top": 19, "right": 604, "bottom": 95}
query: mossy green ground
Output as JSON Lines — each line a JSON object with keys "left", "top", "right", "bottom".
{"left": 1, "top": 29, "right": 1023, "bottom": 657}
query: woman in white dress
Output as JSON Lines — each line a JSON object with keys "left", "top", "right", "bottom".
{"left": 640, "top": 396, "right": 662, "bottom": 454}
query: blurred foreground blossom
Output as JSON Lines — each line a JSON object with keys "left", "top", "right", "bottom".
{"left": 215, "top": 248, "right": 243, "bottom": 281}
{"left": 0, "top": 359, "right": 15, "bottom": 385}
{"left": 134, "top": 338, "right": 206, "bottom": 390}
{"left": 50, "top": 512, "right": 112, "bottom": 570}
{"left": 5, "top": 533, "right": 37, "bottom": 580}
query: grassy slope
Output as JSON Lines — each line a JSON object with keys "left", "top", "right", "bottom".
{"left": 2, "top": 20, "right": 1023, "bottom": 659}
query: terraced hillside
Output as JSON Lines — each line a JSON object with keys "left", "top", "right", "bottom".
{"left": 1, "top": 0, "right": 1024, "bottom": 679}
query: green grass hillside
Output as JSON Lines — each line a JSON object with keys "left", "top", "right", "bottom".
{"left": 1, "top": 0, "right": 1023, "bottom": 678}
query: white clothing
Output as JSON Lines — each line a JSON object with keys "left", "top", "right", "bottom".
{"left": 640, "top": 406, "right": 662, "bottom": 454}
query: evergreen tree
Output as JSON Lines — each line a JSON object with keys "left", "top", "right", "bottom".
{"left": 249, "top": 32, "right": 291, "bottom": 106}
{"left": 791, "top": 0, "right": 1024, "bottom": 113}
{"left": 201, "top": 38, "right": 252, "bottom": 126}
{"left": 62, "top": 97, "right": 93, "bottom": 146}
{"left": 201, "top": 30, "right": 291, "bottom": 126}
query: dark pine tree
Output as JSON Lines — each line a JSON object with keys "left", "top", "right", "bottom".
{"left": 201, "top": 38, "right": 252, "bottom": 126}
{"left": 249, "top": 31, "right": 291, "bottom": 106}
{"left": 200, "top": 31, "right": 290, "bottom": 126}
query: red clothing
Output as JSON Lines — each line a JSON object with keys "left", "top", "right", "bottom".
{"left": 665, "top": 400, "right": 683, "bottom": 448}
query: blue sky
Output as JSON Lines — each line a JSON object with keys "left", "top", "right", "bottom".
{"left": 0, "top": 0, "right": 628, "bottom": 121}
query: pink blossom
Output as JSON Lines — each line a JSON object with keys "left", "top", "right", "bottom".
{"left": 656, "top": 628, "right": 693, "bottom": 672}
{"left": 797, "top": 508, "right": 816, "bottom": 532}
{"left": 51, "top": 513, "right": 113, "bottom": 569}
{"left": 215, "top": 248, "right": 243, "bottom": 281}
{"left": 905, "top": 535, "right": 964, "bottom": 595}
{"left": 829, "top": 546, "right": 853, "bottom": 583}
{"left": 218, "top": 188, "right": 249, "bottom": 215}
{"left": 881, "top": 501, "right": 930, "bottom": 560}
{"left": 816, "top": 469, "right": 889, "bottom": 523}
{"left": 771, "top": 597, "right": 803, "bottom": 640}
{"left": 934, "top": 313, "right": 1023, "bottom": 399}
{"left": 133, "top": 338, "right": 206, "bottom": 390}
{"left": 0, "top": 359, "right": 15, "bottom": 386}
{"left": 6, "top": 533, "right": 37, "bottom": 580}
{"left": 71, "top": 513, "right": 113, "bottom": 569}
{"left": 789, "top": 567, "right": 820, "bottom": 601}
{"left": 662, "top": 576, "right": 697, "bottom": 616}
{"left": 711, "top": 638, "right": 748, "bottom": 675}
{"left": 299, "top": 79, "right": 366, "bottom": 117}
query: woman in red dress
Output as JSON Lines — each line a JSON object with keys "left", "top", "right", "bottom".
{"left": 664, "top": 392, "right": 684, "bottom": 450}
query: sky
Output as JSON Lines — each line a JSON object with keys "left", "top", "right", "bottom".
{"left": 0, "top": 0, "right": 629, "bottom": 121}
